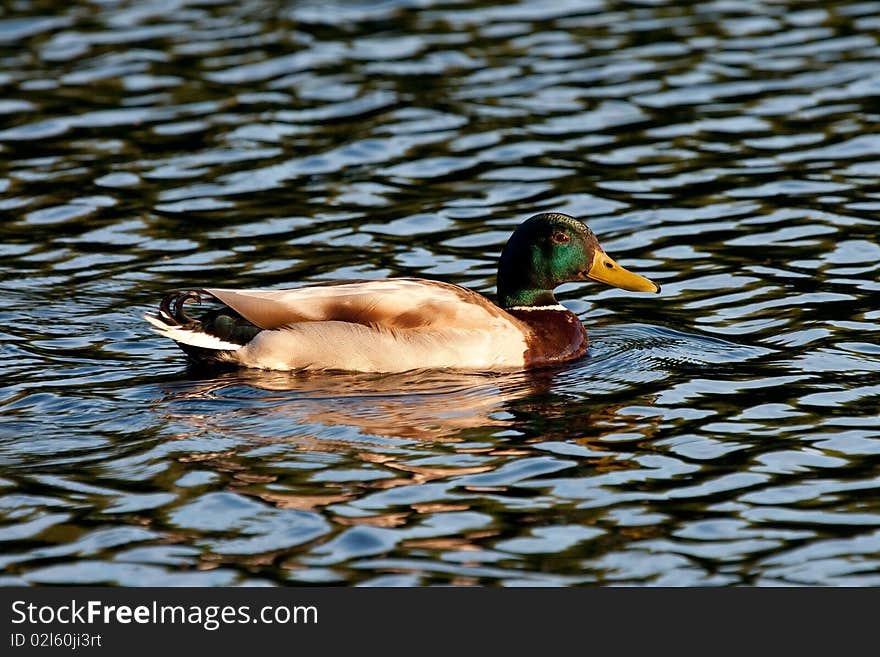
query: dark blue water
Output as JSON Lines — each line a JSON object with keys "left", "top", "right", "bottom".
{"left": 1, "top": 0, "right": 879, "bottom": 586}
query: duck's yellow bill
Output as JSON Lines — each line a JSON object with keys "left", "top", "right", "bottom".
{"left": 585, "top": 249, "right": 660, "bottom": 293}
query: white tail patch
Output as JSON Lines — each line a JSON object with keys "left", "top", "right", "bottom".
{"left": 508, "top": 304, "right": 567, "bottom": 311}
{"left": 144, "top": 314, "right": 242, "bottom": 351}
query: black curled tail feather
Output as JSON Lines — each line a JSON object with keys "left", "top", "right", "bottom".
{"left": 150, "top": 289, "right": 263, "bottom": 364}
{"left": 159, "top": 289, "right": 212, "bottom": 327}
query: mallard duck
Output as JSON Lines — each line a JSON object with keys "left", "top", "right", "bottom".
{"left": 145, "top": 212, "right": 660, "bottom": 372}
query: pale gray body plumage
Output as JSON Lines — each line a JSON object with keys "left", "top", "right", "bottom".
{"left": 146, "top": 279, "right": 529, "bottom": 372}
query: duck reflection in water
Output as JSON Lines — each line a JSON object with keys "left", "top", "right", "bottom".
{"left": 158, "top": 365, "right": 663, "bottom": 485}
{"left": 161, "top": 367, "right": 548, "bottom": 443}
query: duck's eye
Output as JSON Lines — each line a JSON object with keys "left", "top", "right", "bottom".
{"left": 551, "top": 231, "right": 570, "bottom": 244}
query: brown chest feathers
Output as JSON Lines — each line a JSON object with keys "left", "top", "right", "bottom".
{"left": 507, "top": 307, "right": 588, "bottom": 368}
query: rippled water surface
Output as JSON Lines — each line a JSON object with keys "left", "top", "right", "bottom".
{"left": 2, "top": 0, "right": 880, "bottom": 586}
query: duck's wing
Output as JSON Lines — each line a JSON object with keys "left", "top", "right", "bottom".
{"left": 203, "top": 278, "right": 514, "bottom": 330}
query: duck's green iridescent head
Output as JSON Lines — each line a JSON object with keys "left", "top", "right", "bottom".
{"left": 496, "top": 213, "right": 660, "bottom": 308}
